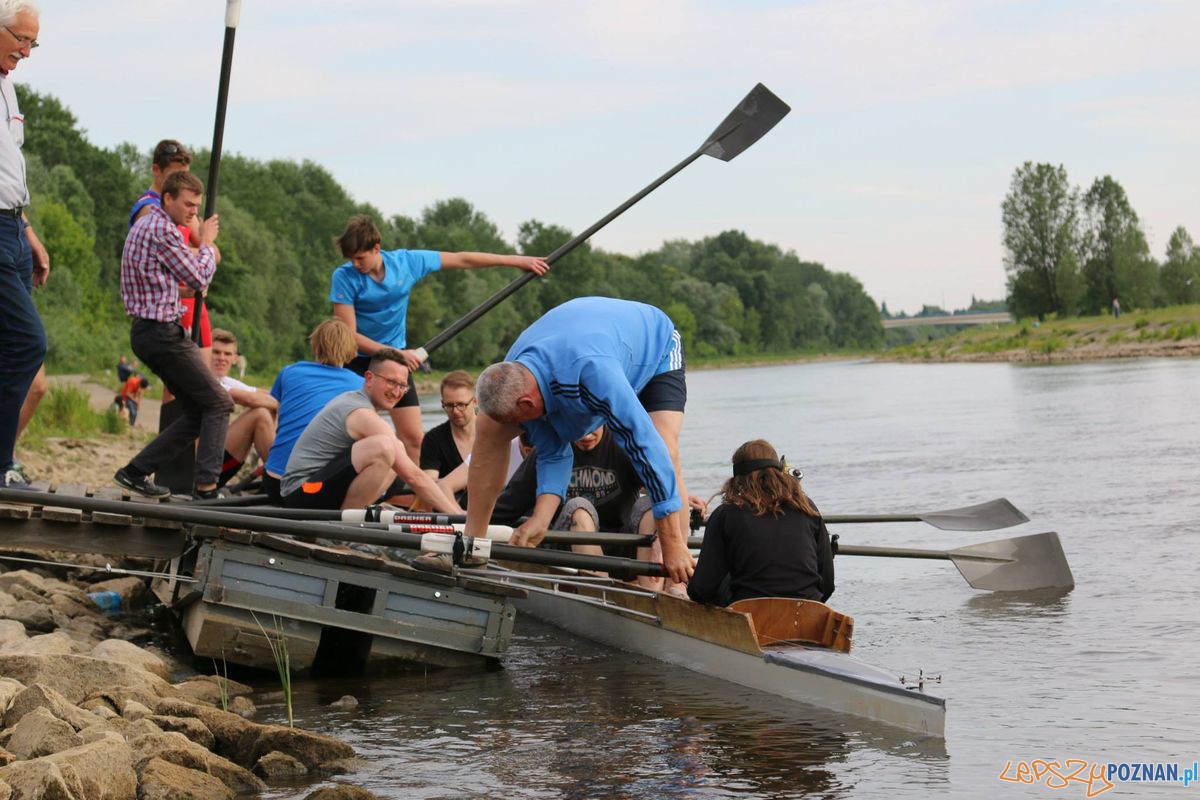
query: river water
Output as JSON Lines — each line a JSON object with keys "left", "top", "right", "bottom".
{"left": 262, "top": 358, "right": 1200, "bottom": 799}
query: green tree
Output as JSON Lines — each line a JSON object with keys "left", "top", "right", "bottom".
{"left": 1001, "top": 162, "right": 1083, "bottom": 318}
{"left": 1080, "top": 176, "right": 1156, "bottom": 311}
{"left": 1159, "top": 226, "right": 1199, "bottom": 306}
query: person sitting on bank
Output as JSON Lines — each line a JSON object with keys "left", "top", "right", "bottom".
{"left": 262, "top": 319, "right": 364, "bottom": 503}
{"left": 209, "top": 328, "right": 278, "bottom": 488}
{"left": 688, "top": 439, "right": 834, "bottom": 607}
{"left": 330, "top": 214, "right": 548, "bottom": 462}
{"left": 280, "top": 348, "right": 463, "bottom": 512}
{"left": 420, "top": 370, "right": 476, "bottom": 504}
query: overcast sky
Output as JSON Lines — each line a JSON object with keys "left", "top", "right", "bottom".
{"left": 17, "top": 0, "right": 1199, "bottom": 313}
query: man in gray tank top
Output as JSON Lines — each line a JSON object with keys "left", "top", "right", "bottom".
{"left": 281, "top": 349, "right": 463, "bottom": 512}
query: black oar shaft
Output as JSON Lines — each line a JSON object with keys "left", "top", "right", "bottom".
{"left": 837, "top": 544, "right": 951, "bottom": 560}
{"left": 0, "top": 491, "right": 664, "bottom": 577}
{"left": 419, "top": 148, "right": 704, "bottom": 356}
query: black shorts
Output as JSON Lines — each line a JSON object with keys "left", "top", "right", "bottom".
{"left": 262, "top": 473, "right": 282, "bottom": 504}
{"left": 638, "top": 368, "right": 686, "bottom": 413}
{"left": 282, "top": 449, "right": 358, "bottom": 510}
{"left": 346, "top": 355, "right": 419, "bottom": 408}
{"left": 281, "top": 450, "right": 409, "bottom": 510}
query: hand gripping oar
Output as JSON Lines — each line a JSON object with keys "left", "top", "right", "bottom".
{"left": 0, "top": 490, "right": 665, "bottom": 578}
{"left": 412, "top": 83, "right": 790, "bottom": 361}
{"left": 838, "top": 532, "right": 1074, "bottom": 592}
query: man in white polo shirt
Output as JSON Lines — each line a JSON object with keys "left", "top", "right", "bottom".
{"left": 209, "top": 328, "right": 277, "bottom": 488}
{"left": 0, "top": 0, "right": 50, "bottom": 490}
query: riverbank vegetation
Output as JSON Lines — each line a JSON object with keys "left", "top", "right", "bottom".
{"left": 885, "top": 304, "right": 1200, "bottom": 362}
{"left": 17, "top": 86, "right": 883, "bottom": 377}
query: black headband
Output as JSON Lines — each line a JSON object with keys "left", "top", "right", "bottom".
{"left": 732, "top": 458, "right": 783, "bottom": 476}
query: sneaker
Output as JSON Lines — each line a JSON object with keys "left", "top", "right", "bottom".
{"left": 114, "top": 468, "right": 171, "bottom": 499}
{"left": 191, "top": 487, "right": 229, "bottom": 502}
{"left": 2, "top": 468, "right": 34, "bottom": 490}
{"left": 412, "top": 552, "right": 455, "bottom": 573}
{"left": 9, "top": 460, "right": 29, "bottom": 481}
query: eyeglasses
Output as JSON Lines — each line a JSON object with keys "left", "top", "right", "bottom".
{"left": 3, "top": 26, "right": 39, "bottom": 50}
{"left": 441, "top": 401, "right": 474, "bottom": 411}
{"left": 374, "top": 376, "right": 409, "bottom": 394}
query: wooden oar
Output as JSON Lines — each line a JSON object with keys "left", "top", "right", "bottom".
{"left": 837, "top": 532, "right": 1074, "bottom": 592}
{"left": 412, "top": 83, "right": 790, "bottom": 360}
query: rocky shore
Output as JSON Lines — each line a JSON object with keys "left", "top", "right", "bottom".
{"left": 0, "top": 562, "right": 377, "bottom": 800}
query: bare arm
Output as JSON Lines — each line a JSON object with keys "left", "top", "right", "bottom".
{"left": 23, "top": 217, "right": 49, "bottom": 288}
{"left": 510, "top": 494, "right": 562, "bottom": 548}
{"left": 464, "top": 414, "right": 520, "bottom": 536}
{"left": 332, "top": 302, "right": 423, "bottom": 371}
{"left": 345, "top": 409, "right": 463, "bottom": 514}
{"left": 440, "top": 252, "right": 549, "bottom": 275}
{"left": 227, "top": 387, "right": 279, "bottom": 411}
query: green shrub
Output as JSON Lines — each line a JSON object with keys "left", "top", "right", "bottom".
{"left": 1134, "top": 317, "right": 1150, "bottom": 329}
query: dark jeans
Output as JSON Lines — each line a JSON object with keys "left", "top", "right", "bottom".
{"left": 0, "top": 217, "right": 46, "bottom": 470}
{"left": 126, "top": 319, "right": 232, "bottom": 485}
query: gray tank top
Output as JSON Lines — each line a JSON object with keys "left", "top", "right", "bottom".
{"left": 281, "top": 388, "right": 376, "bottom": 497}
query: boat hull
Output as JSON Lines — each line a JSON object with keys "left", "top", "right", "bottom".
{"left": 507, "top": 577, "right": 945, "bottom": 737}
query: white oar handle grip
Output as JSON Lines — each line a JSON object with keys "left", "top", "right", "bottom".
{"left": 384, "top": 522, "right": 513, "bottom": 542}
{"left": 225, "top": 0, "right": 242, "bottom": 27}
{"left": 418, "top": 532, "right": 493, "bottom": 560}
{"left": 411, "top": 347, "right": 428, "bottom": 364}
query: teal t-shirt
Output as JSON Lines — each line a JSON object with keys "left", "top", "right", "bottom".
{"left": 329, "top": 249, "right": 441, "bottom": 351}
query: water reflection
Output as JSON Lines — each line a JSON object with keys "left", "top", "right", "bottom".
{"left": 963, "top": 587, "right": 1074, "bottom": 619}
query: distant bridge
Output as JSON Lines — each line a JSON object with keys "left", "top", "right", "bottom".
{"left": 882, "top": 312, "right": 1013, "bottom": 329}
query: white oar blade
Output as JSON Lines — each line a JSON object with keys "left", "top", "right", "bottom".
{"left": 949, "top": 532, "right": 1073, "bottom": 591}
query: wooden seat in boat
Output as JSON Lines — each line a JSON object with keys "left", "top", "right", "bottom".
{"left": 729, "top": 597, "right": 854, "bottom": 653}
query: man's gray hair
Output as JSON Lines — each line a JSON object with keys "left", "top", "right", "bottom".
{"left": 477, "top": 361, "right": 532, "bottom": 418}
{"left": 0, "top": 0, "right": 39, "bottom": 25}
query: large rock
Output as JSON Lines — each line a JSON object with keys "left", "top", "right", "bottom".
{"left": 90, "top": 639, "right": 170, "bottom": 680}
{"left": 304, "top": 785, "right": 383, "bottom": 800}
{"left": 128, "top": 731, "right": 264, "bottom": 795}
{"left": 0, "top": 738, "right": 135, "bottom": 800}
{"left": 253, "top": 750, "right": 308, "bottom": 779}
{"left": 0, "top": 622, "right": 25, "bottom": 650}
{"left": 4, "top": 684, "right": 102, "bottom": 732}
{"left": 152, "top": 698, "right": 256, "bottom": 758}
{"left": 0, "top": 655, "right": 171, "bottom": 704}
{"left": 0, "top": 572, "right": 46, "bottom": 597}
{"left": 5, "top": 707, "right": 83, "bottom": 759}
{"left": 3, "top": 602, "right": 54, "bottom": 634}
{"left": 0, "top": 633, "right": 75, "bottom": 657}
{"left": 145, "top": 715, "right": 215, "bottom": 751}
{"left": 137, "top": 757, "right": 233, "bottom": 800}
{"left": 0, "top": 679, "right": 24, "bottom": 715}
{"left": 47, "top": 594, "right": 95, "bottom": 621}
{"left": 228, "top": 696, "right": 256, "bottom": 718}
{"left": 82, "top": 685, "right": 162, "bottom": 716}
{"left": 171, "top": 675, "right": 254, "bottom": 705}
{"left": 237, "top": 724, "right": 356, "bottom": 772}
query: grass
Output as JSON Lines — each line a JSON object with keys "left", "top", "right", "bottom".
{"left": 212, "top": 652, "right": 230, "bottom": 713}
{"left": 884, "top": 303, "right": 1200, "bottom": 361}
{"left": 22, "top": 385, "right": 125, "bottom": 447}
{"left": 251, "top": 613, "right": 293, "bottom": 727}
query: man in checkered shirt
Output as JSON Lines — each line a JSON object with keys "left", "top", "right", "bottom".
{"left": 113, "top": 170, "right": 232, "bottom": 500}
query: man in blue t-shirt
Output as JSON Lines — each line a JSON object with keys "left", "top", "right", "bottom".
{"left": 465, "top": 297, "right": 695, "bottom": 586}
{"left": 262, "top": 318, "right": 364, "bottom": 502}
{"left": 329, "top": 215, "right": 548, "bottom": 462}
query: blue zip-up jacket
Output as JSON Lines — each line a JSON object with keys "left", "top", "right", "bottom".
{"left": 509, "top": 297, "right": 682, "bottom": 519}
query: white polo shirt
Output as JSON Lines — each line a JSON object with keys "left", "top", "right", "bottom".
{"left": 0, "top": 72, "right": 29, "bottom": 210}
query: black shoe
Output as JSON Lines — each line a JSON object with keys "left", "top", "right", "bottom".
{"left": 114, "top": 468, "right": 171, "bottom": 499}
{"left": 191, "top": 487, "right": 228, "bottom": 502}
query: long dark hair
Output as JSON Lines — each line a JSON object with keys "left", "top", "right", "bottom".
{"left": 720, "top": 439, "right": 816, "bottom": 518}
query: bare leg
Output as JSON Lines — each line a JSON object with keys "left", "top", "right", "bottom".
{"left": 388, "top": 405, "right": 423, "bottom": 463}
{"left": 16, "top": 365, "right": 47, "bottom": 441}
{"left": 634, "top": 508, "right": 665, "bottom": 592}
{"left": 344, "top": 434, "right": 399, "bottom": 509}
{"left": 567, "top": 508, "right": 606, "bottom": 558}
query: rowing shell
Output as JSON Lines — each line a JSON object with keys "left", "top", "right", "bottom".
{"left": 466, "top": 565, "right": 946, "bottom": 738}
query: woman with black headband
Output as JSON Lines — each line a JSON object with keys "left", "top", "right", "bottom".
{"left": 687, "top": 439, "right": 834, "bottom": 606}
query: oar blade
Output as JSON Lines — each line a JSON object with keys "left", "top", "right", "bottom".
{"left": 702, "top": 83, "right": 790, "bottom": 162}
{"left": 921, "top": 498, "right": 1029, "bottom": 531}
{"left": 949, "top": 532, "right": 1074, "bottom": 592}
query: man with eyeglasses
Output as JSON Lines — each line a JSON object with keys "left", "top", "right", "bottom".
{"left": 280, "top": 348, "right": 463, "bottom": 512}
{"left": 419, "top": 371, "right": 476, "bottom": 499}
{"left": 0, "top": 0, "right": 50, "bottom": 490}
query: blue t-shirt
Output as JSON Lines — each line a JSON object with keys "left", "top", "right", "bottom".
{"left": 329, "top": 249, "right": 441, "bottom": 351}
{"left": 265, "top": 361, "right": 365, "bottom": 477}
{"left": 509, "top": 297, "right": 682, "bottom": 519}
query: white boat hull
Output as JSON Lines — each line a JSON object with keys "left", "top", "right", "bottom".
{"left": 512, "top": 583, "right": 945, "bottom": 738}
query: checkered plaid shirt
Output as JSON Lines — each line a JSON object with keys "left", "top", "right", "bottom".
{"left": 119, "top": 204, "right": 216, "bottom": 321}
